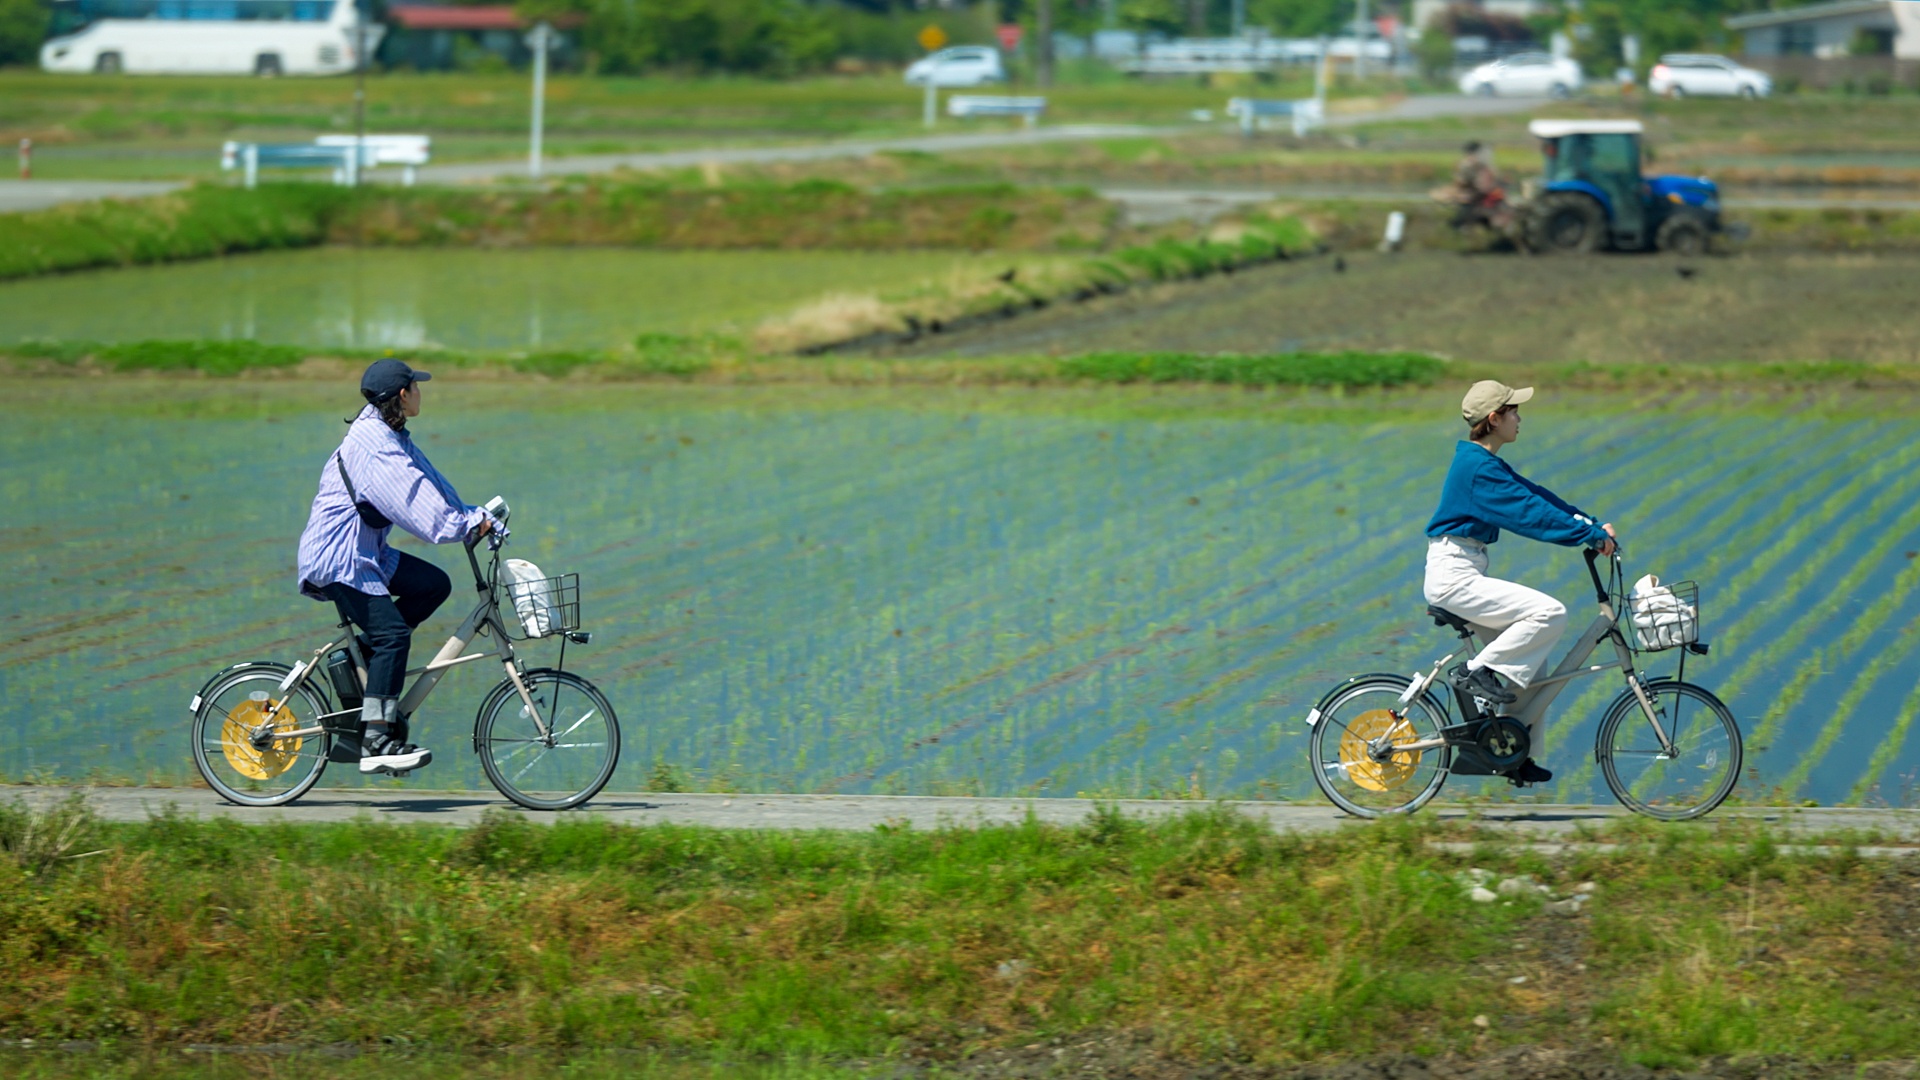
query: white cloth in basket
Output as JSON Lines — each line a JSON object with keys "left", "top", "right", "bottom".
{"left": 503, "top": 558, "right": 557, "bottom": 637}
{"left": 1630, "top": 573, "right": 1696, "bottom": 650}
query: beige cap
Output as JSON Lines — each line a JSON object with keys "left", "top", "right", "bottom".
{"left": 1462, "top": 380, "right": 1534, "bottom": 424}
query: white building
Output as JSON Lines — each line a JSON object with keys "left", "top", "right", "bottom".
{"left": 1726, "top": 0, "right": 1920, "bottom": 60}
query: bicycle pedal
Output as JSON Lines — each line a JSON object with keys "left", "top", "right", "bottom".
{"left": 390, "top": 769, "right": 410, "bottom": 778}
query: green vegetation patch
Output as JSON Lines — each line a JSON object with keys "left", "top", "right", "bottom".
{"left": 0, "top": 184, "right": 352, "bottom": 282}
{"left": 3, "top": 794, "right": 1920, "bottom": 1070}
{"left": 1057, "top": 350, "right": 1447, "bottom": 389}
{"left": 332, "top": 179, "right": 1117, "bottom": 252}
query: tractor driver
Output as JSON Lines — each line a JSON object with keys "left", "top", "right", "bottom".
{"left": 1439, "top": 140, "right": 1508, "bottom": 231}
{"left": 1423, "top": 381, "right": 1618, "bottom": 787}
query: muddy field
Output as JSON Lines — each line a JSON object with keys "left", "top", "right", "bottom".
{"left": 878, "top": 251, "right": 1920, "bottom": 367}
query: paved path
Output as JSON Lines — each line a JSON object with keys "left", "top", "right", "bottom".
{"left": 419, "top": 95, "right": 1544, "bottom": 184}
{"left": 10, "top": 786, "right": 1920, "bottom": 841}
{"left": 0, "top": 179, "right": 185, "bottom": 213}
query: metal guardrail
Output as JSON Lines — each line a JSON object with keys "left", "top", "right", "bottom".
{"left": 220, "top": 135, "right": 432, "bottom": 188}
{"left": 946, "top": 95, "right": 1048, "bottom": 129}
{"left": 1225, "top": 96, "right": 1325, "bottom": 137}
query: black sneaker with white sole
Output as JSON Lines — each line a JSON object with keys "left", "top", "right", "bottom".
{"left": 1449, "top": 663, "right": 1517, "bottom": 705}
{"left": 359, "top": 731, "right": 432, "bottom": 775}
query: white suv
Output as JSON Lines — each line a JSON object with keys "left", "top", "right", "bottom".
{"left": 904, "top": 47, "right": 1006, "bottom": 87}
{"left": 1649, "top": 54, "right": 1771, "bottom": 98}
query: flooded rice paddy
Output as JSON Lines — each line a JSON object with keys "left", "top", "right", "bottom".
{"left": 0, "top": 248, "right": 985, "bottom": 351}
{"left": 2, "top": 381, "right": 1916, "bottom": 806}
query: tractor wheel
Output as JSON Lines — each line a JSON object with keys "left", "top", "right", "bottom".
{"left": 1656, "top": 213, "right": 1710, "bottom": 257}
{"left": 1525, "top": 192, "right": 1607, "bottom": 255}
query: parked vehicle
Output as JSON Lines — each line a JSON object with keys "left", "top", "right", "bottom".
{"left": 1521, "top": 119, "right": 1727, "bottom": 255}
{"left": 1648, "top": 54, "right": 1771, "bottom": 98}
{"left": 904, "top": 46, "right": 1005, "bottom": 87}
{"left": 1457, "top": 52, "right": 1583, "bottom": 98}
{"left": 40, "top": 0, "right": 377, "bottom": 75}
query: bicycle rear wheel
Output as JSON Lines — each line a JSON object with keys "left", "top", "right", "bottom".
{"left": 475, "top": 669, "right": 620, "bottom": 811}
{"left": 1596, "top": 679, "right": 1741, "bottom": 821}
{"left": 190, "top": 663, "right": 331, "bottom": 807}
{"left": 1308, "top": 675, "right": 1452, "bottom": 818}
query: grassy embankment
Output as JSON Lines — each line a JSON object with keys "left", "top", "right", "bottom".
{"left": 0, "top": 179, "right": 1121, "bottom": 282}
{"left": 3, "top": 793, "right": 1919, "bottom": 1071}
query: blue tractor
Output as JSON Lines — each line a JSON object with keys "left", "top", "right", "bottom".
{"left": 1519, "top": 119, "right": 1725, "bottom": 256}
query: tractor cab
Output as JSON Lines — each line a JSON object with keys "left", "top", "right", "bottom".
{"left": 1524, "top": 119, "right": 1723, "bottom": 255}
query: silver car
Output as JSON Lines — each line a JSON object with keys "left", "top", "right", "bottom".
{"left": 1457, "top": 52, "right": 1584, "bottom": 99}
{"left": 1649, "top": 54, "right": 1772, "bottom": 98}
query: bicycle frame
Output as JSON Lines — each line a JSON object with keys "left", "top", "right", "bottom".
{"left": 246, "top": 534, "right": 552, "bottom": 744}
{"left": 1386, "top": 550, "right": 1677, "bottom": 759}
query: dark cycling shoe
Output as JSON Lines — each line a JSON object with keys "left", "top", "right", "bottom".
{"left": 359, "top": 731, "right": 432, "bottom": 775}
{"left": 1509, "top": 758, "right": 1553, "bottom": 787}
{"left": 1449, "top": 663, "right": 1516, "bottom": 705}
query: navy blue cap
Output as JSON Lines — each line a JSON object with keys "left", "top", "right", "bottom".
{"left": 360, "top": 358, "right": 430, "bottom": 404}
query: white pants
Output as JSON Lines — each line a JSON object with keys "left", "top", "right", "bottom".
{"left": 1423, "top": 537, "right": 1567, "bottom": 690}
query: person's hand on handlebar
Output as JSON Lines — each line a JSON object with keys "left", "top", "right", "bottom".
{"left": 1597, "top": 522, "right": 1618, "bottom": 557}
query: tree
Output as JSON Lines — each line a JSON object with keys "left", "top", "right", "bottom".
{"left": 0, "top": 0, "right": 49, "bottom": 67}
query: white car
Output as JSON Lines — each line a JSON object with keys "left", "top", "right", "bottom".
{"left": 1457, "top": 52, "right": 1584, "bottom": 98}
{"left": 904, "top": 46, "right": 1005, "bottom": 87}
{"left": 1649, "top": 54, "right": 1771, "bottom": 98}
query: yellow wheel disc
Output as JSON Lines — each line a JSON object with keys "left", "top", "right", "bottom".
{"left": 221, "top": 697, "right": 304, "bottom": 780}
{"left": 1339, "top": 708, "right": 1423, "bottom": 793}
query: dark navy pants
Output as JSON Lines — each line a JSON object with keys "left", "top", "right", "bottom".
{"left": 321, "top": 552, "right": 452, "bottom": 698}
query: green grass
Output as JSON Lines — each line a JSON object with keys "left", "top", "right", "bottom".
{"left": 1056, "top": 350, "right": 1447, "bottom": 388}
{"left": 3, "top": 793, "right": 1920, "bottom": 1070}
{"left": 0, "top": 183, "right": 350, "bottom": 280}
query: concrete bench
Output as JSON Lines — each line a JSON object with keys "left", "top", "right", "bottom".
{"left": 1225, "top": 96, "right": 1324, "bottom": 137}
{"left": 946, "top": 95, "right": 1048, "bottom": 129}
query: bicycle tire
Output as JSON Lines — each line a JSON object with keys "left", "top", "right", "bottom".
{"left": 1596, "top": 679, "right": 1741, "bottom": 821}
{"left": 474, "top": 669, "right": 620, "bottom": 811}
{"left": 1308, "top": 674, "right": 1453, "bottom": 818}
{"left": 189, "top": 662, "right": 332, "bottom": 807}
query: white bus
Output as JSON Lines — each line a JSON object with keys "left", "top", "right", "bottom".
{"left": 40, "top": 0, "right": 382, "bottom": 76}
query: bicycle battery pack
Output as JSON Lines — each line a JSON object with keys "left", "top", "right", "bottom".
{"left": 326, "top": 649, "right": 363, "bottom": 710}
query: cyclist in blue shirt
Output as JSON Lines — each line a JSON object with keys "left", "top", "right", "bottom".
{"left": 1425, "top": 380, "right": 1616, "bottom": 786}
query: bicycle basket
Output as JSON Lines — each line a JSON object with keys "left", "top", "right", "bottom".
{"left": 503, "top": 570, "right": 581, "bottom": 640}
{"left": 1626, "top": 579, "right": 1699, "bottom": 652}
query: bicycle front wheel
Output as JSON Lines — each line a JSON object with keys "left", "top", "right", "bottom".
{"left": 1597, "top": 679, "right": 1741, "bottom": 821}
{"left": 190, "top": 663, "right": 331, "bottom": 807}
{"left": 1308, "top": 674, "right": 1452, "bottom": 818}
{"left": 475, "top": 669, "right": 620, "bottom": 811}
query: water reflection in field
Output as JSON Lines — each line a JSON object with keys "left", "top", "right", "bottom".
{"left": 0, "top": 248, "right": 980, "bottom": 350}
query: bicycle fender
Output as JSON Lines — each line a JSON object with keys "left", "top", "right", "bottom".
{"left": 189, "top": 660, "right": 291, "bottom": 715}
{"left": 1305, "top": 672, "right": 1411, "bottom": 726}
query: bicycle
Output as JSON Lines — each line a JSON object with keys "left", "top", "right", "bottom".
{"left": 188, "top": 499, "right": 621, "bottom": 811}
{"left": 1305, "top": 549, "right": 1742, "bottom": 821}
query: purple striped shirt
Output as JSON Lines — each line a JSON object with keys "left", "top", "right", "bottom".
{"left": 296, "top": 405, "right": 489, "bottom": 600}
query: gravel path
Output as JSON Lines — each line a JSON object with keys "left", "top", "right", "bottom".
{"left": 9, "top": 785, "right": 1919, "bottom": 842}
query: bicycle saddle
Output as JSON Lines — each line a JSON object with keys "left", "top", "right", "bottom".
{"left": 1426, "top": 605, "right": 1475, "bottom": 637}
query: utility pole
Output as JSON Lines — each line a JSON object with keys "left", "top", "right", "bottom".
{"left": 1037, "top": 0, "right": 1054, "bottom": 87}
{"left": 1352, "top": 0, "right": 1370, "bottom": 80}
{"left": 1231, "top": 0, "right": 1244, "bottom": 38}
{"left": 527, "top": 21, "right": 551, "bottom": 179}
{"left": 352, "top": 0, "right": 366, "bottom": 186}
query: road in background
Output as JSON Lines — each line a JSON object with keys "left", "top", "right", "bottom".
{"left": 0, "top": 179, "right": 184, "bottom": 212}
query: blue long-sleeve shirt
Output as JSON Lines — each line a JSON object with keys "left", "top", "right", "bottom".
{"left": 1425, "top": 441, "right": 1609, "bottom": 548}
{"left": 296, "top": 406, "right": 493, "bottom": 600}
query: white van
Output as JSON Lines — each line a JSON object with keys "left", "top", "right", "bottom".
{"left": 40, "top": 0, "right": 382, "bottom": 76}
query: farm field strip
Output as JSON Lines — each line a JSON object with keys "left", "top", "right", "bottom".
{"left": 3, "top": 386, "right": 1916, "bottom": 805}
